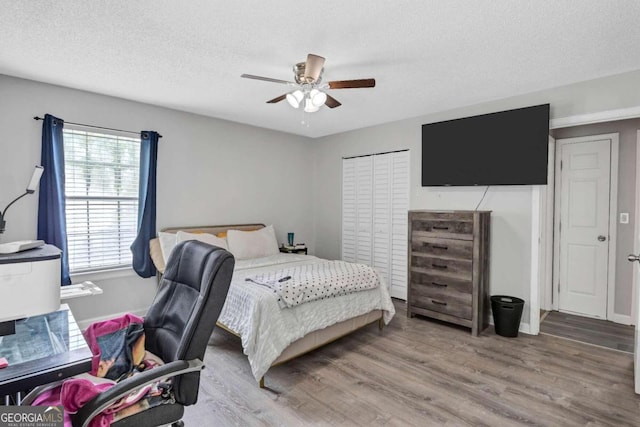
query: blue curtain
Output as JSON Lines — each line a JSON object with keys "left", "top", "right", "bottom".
{"left": 37, "top": 114, "right": 71, "bottom": 286}
{"left": 130, "top": 131, "right": 158, "bottom": 278}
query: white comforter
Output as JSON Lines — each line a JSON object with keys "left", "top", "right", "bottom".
{"left": 217, "top": 253, "right": 396, "bottom": 381}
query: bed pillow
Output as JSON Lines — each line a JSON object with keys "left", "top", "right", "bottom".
{"left": 176, "top": 231, "right": 229, "bottom": 251}
{"left": 158, "top": 232, "right": 178, "bottom": 264}
{"left": 226, "top": 225, "right": 279, "bottom": 260}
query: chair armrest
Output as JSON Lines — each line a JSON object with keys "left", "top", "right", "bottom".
{"left": 20, "top": 380, "right": 66, "bottom": 406}
{"left": 72, "top": 359, "right": 204, "bottom": 427}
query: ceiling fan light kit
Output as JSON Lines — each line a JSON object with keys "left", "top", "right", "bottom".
{"left": 310, "top": 89, "right": 327, "bottom": 107}
{"left": 241, "top": 53, "right": 375, "bottom": 114}
{"left": 286, "top": 90, "right": 304, "bottom": 108}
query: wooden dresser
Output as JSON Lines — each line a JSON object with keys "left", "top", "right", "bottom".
{"left": 407, "top": 210, "right": 490, "bottom": 336}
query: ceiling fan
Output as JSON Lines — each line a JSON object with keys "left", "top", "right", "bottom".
{"left": 241, "top": 54, "right": 375, "bottom": 113}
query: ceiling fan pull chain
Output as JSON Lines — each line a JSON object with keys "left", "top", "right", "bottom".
{"left": 301, "top": 107, "right": 308, "bottom": 127}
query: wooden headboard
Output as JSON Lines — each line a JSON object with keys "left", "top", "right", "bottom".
{"left": 160, "top": 223, "right": 264, "bottom": 235}
{"left": 150, "top": 223, "right": 265, "bottom": 274}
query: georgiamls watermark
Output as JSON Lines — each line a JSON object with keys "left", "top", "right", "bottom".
{"left": 0, "top": 406, "right": 63, "bottom": 427}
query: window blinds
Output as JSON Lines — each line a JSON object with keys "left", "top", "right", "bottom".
{"left": 63, "top": 129, "right": 140, "bottom": 272}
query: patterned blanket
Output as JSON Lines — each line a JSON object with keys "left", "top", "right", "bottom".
{"left": 244, "top": 260, "right": 380, "bottom": 308}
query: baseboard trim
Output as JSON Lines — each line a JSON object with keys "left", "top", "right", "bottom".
{"left": 609, "top": 313, "right": 633, "bottom": 326}
{"left": 518, "top": 322, "right": 532, "bottom": 335}
{"left": 76, "top": 308, "right": 148, "bottom": 331}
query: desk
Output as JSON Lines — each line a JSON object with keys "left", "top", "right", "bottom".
{"left": 0, "top": 304, "right": 92, "bottom": 397}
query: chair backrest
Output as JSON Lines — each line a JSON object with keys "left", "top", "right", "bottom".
{"left": 143, "top": 240, "right": 234, "bottom": 405}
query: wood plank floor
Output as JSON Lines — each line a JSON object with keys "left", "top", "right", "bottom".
{"left": 183, "top": 301, "right": 639, "bottom": 426}
{"left": 540, "top": 311, "right": 635, "bottom": 353}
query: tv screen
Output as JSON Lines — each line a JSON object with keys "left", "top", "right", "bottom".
{"left": 421, "top": 104, "right": 550, "bottom": 186}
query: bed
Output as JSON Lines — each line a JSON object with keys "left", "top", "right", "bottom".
{"left": 149, "top": 224, "right": 396, "bottom": 386}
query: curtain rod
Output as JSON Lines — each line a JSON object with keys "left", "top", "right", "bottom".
{"left": 33, "top": 116, "right": 163, "bottom": 138}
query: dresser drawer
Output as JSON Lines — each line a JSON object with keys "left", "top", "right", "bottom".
{"left": 409, "top": 284, "right": 472, "bottom": 320}
{"left": 410, "top": 211, "right": 474, "bottom": 238}
{"left": 410, "top": 236, "right": 473, "bottom": 260}
{"left": 411, "top": 220, "right": 473, "bottom": 239}
{"left": 411, "top": 254, "right": 472, "bottom": 279}
{"left": 409, "top": 270, "right": 472, "bottom": 295}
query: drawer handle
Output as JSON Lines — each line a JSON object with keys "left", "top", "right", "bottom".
{"left": 431, "top": 245, "right": 448, "bottom": 250}
{"left": 432, "top": 226, "right": 449, "bottom": 230}
{"left": 432, "top": 264, "right": 448, "bottom": 269}
{"left": 431, "top": 281, "right": 448, "bottom": 287}
{"left": 431, "top": 299, "right": 447, "bottom": 306}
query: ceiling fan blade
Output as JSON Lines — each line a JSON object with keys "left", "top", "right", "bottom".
{"left": 303, "top": 54, "right": 326, "bottom": 83}
{"left": 327, "top": 78, "right": 376, "bottom": 89}
{"left": 241, "top": 74, "right": 296, "bottom": 85}
{"left": 325, "top": 95, "right": 342, "bottom": 108}
{"left": 266, "top": 94, "right": 287, "bottom": 104}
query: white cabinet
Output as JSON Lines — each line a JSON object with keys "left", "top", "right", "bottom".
{"left": 342, "top": 151, "right": 409, "bottom": 299}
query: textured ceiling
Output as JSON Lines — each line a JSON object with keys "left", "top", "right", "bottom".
{"left": 1, "top": 1, "right": 640, "bottom": 138}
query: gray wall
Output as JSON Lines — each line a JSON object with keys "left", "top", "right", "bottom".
{"left": 312, "top": 70, "right": 640, "bottom": 327}
{"left": 2, "top": 68, "right": 640, "bottom": 327}
{"left": 553, "top": 118, "right": 640, "bottom": 317}
{"left": 0, "top": 74, "right": 315, "bottom": 324}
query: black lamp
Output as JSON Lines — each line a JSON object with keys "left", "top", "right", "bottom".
{"left": 0, "top": 165, "right": 44, "bottom": 234}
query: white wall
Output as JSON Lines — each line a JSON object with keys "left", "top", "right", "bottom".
{"left": 312, "top": 70, "right": 640, "bottom": 330}
{"left": 0, "top": 74, "right": 315, "bottom": 324}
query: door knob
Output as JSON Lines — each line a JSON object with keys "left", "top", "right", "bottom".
{"left": 597, "top": 235, "right": 607, "bottom": 242}
{"left": 628, "top": 254, "right": 640, "bottom": 262}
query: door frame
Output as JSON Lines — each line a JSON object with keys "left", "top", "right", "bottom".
{"left": 530, "top": 108, "right": 640, "bottom": 336}
{"left": 633, "top": 130, "right": 640, "bottom": 394}
{"left": 633, "top": 130, "right": 640, "bottom": 325}
{"left": 538, "top": 137, "right": 555, "bottom": 312}
{"left": 551, "top": 133, "right": 620, "bottom": 320}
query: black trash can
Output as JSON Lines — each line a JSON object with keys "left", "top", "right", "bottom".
{"left": 491, "top": 295, "right": 524, "bottom": 337}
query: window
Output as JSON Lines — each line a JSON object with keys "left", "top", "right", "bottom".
{"left": 63, "top": 128, "right": 140, "bottom": 273}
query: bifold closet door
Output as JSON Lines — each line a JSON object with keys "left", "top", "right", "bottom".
{"left": 342, "top": 158, "right": 357, "bottom": 263}
{"left": 389, "top": 151, "right": 409, "bottom": 299}
{"left": 343, "top": 151, "right": 409, "bottom": 300}
{"left": 342, "top": 156, "right": 373, "bottom": 265}
{"left": 373, "top": 152, "right": 409, "bottom": 299}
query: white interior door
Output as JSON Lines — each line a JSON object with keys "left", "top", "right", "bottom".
{"left": 557, "top": 137, "right": 612, "bottom": 319}
{"left": 633, "top": 250, "right": 640, "bottom": 394}
{"left": 631, "top": 129, "right": 640, "bottom": 395}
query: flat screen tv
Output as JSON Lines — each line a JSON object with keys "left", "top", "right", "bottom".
{"left": 421, "top": 104, "right": 550, "bottom": 186}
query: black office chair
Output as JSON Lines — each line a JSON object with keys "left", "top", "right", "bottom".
{"left": 56, "top": 241, "right": 233, "bottom": 427}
